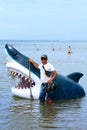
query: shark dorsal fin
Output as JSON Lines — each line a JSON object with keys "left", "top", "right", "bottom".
{"left": 67, "top": 72, "right": 83, "bottom": 83}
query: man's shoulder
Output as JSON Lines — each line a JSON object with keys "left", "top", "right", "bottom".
{"left": 46, "top": 62, "right": 53, "bottom": 66}
{"left": 45, "top": 62, "right": 54, "bottom": 68}
{"left": 46, "top": 62, "right": 55, "bottom": 71}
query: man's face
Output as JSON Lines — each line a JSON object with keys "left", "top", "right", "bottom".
{"left": 41, "top": 58, "right": 47, "bottom": 65}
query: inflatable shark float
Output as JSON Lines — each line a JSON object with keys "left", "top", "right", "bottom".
{"left": 5, "top": 44, "right": 85, "bottom": 100}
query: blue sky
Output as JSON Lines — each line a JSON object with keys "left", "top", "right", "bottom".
{"left": 0, "top": 0, "right": 87, "bottom": 40}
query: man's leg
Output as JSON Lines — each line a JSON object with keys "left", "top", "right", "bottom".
{"left": 39, "top": 84, "right": 46, "bottom": 101}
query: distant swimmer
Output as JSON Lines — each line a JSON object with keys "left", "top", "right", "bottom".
{"left": 37, "top": 48, "right": 39, "bottom": 51}
{"left": 68, "top": 46, "right": 72, "bottom": 54}
{"left": 52, "top": 48, "right": 55, "bottom": 51}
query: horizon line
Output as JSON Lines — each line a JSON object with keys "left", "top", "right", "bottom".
{"left": 0, "top": 40, "right": 87, "bottom": 42}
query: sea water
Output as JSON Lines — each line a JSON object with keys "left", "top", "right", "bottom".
{"left": 0, "top": 41, "right": 87, "bottom": 130}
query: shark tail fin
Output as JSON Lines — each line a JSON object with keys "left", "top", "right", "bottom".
{"left": 67, "top": 72, "right": 83, "bottom": 83}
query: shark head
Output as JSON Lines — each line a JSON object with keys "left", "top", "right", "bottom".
{"left": 5, "top": 44, "right": 41, "bottom": 99}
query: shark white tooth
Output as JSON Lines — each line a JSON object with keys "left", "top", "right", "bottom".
{"left": 14, "top": 72, "right": 17, "bottom": 76}
{"left": 15, "top": 72, "right": 18, "bottom": 76}
{"left": 21, "top": 75, "right": 24, "bottom": 78}
{"left": 18, "top": 73, "right": 21, "bottom": 77}
{"left": 17, "top": 73, "right": 19, "bottom": 76}
{"left": 11, "top": 71, "right": 14, "bottom": 76}
{"left": 12, "top": 72, "right": 16, "bottom": 78}
{"left": 13, "top": 72, "right": 15, "bottom": 75}
{"left": 25, "top": 77, "right": 28, "bottom": 80}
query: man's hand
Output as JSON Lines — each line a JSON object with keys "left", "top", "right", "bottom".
{"left": 47, "top": 78, "right": 53, "bottom": 84}
{"left": 47, "top": 71, "right": 58, "bottom": 84}
{"left": 29, "top": 58, "right": 33, "bottom": 63}
{"left": 29, "top": 58, "right": 38, "bottom": 69}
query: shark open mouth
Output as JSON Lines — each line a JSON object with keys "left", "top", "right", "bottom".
{"left": 8, "top": 68, "right": 35, "bottom": 89}
{"left": 6, "top": 64, "right": 41, "bottom": 99}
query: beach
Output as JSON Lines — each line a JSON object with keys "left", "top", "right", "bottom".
{"left": 0, "top": 40, "right": 87, "bottom": 130}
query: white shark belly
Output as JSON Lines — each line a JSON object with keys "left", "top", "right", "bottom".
{"left": 11, "top": 85, "right": 40, "bottom": 99}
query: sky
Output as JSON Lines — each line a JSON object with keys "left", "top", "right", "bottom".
{"left": 0, "top": 0, "right": 87, "bottom": 40}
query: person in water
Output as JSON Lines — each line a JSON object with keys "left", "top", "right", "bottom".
{"left": 29, "top": 54, "right": 58, "bottom": 103}
{"left": 68, "top": 46, "right": 72, "bottom": 54}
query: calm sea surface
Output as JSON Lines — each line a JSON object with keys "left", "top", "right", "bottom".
{"left": 0, "top": 41, "right": 87, "bottom": 130}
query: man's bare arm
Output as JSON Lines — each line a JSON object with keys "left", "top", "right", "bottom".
{"left": 47, "top": 70, "right": 58, "bottom": 83}
{"left": 29, "top": 59, "right": 38, "bottom": 69}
